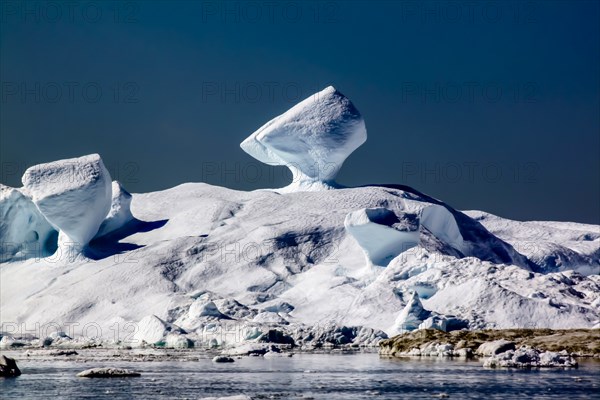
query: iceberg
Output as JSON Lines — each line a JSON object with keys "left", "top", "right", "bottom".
{"left": 21, "top": 154, "right": 112, "bottom": 255}
{"left": 240, "top": 86, "right": 367, "bottom": 191}
{"left": 1, "top": 87, "right": 598, "bottom": 343}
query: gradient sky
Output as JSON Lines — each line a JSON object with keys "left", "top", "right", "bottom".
{"left": 1, "top": 1, "right": 599, "bottom": 223}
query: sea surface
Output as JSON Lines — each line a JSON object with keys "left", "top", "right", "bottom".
{"left": 1, "top": 352, "right": 599, "bottom": 399}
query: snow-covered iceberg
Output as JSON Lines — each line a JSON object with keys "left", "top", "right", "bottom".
{"left": 240, "top": 86, "right": 367, "bottom": 192}
{"left": 21, "top": 154, "right": 112, "bottom": 255}
{"left": 1, "top": 88, "right": 598, "bottom": 344}
{"left": 1, "top": 180, "right": 597, "bottom": 342}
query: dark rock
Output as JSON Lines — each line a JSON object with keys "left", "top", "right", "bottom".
{"left": 49, "top": 350, "right": 78, "bottom": 356}
{"left": 0, "top": 355, "right": 21, "bottom": 377}
{"left": 212, "top": 356, "right": 235, "bottom": 363}
{"left": 257, "top": 329, "right": 295, "bottom": 345}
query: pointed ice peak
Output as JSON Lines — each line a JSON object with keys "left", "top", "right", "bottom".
{"left": 405, "top": 291, "right": 425, "bottom": 312}
{"left": 240, "top": 86, "right": 367, "bottom": 192}
{"left": 391, "top": 291, "right": 432, "bottom": 334}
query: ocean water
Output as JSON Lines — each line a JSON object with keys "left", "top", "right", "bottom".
{"left": 1, "top": 352, "right": 598, "bottom": 399}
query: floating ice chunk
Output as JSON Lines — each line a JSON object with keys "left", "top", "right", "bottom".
{"left": 21, "top": 154, "right": 112, "bottom": 254}
{"left": 212, "top": 355, "right": 235, "bottom": 363}
{"left": 240, "top": 86, "right": 367, "bottom": 191}
{"left": 345, "top": 208, "right": 419, "bottom": 266}
{"left": 76, "top": 368, "right": 140, "bottom": 377}
{"left": 0, "top": 184, "right": 57, "bottom": 261}
{"left": 263, "top": 351, "right": 293, "bottom": 358}
{"left": 95, "top": 181, "right": 134, "bottom": 238}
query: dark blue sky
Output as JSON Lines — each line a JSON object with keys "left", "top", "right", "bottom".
{"left": 1, "top": 1, "right": 599, "bottom": 223}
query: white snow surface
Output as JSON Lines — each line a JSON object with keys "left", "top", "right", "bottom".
{"left": 465, "top": 210, "right": 600, "bottom": 276}
{"left": 96, "top": 181, "right": 134, "bottom": 238}
{"left": 240, "top": 86, "right": 367, "bottom": 191}
{"left": 1, "top": 181, "right": 598, "bottom": 342}
{"left": 20, "top": 154, "right": 112, "bottom": 253}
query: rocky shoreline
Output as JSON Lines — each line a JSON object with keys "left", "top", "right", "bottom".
{"left": 2, "top": 328, "right": 598, "bottom": 371}
{"left": 379, "top": 328, "right": 599, "bottom": 367}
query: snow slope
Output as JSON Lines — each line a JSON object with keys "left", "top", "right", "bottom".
{"left": 1, "top": 181, "right": 598, "bottom": 344}
{"left": 465, "top": 211, "right": 600, "bottom": 276}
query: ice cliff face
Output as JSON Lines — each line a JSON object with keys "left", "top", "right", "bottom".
{"left": 0, "top": 185, "right": 57, "bottom": 261}
{"left": 345, "top": 208, "right": 420, "bottom": 267}
{"left": 240, "top": 86, "right": 367, "bottom": 192}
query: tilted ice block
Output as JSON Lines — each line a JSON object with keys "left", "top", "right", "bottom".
{"left": 95, "top": 181, "right": 134, "bottom": 238}
{"left": 240, "top": 86, "right": 367, "bottom": 191}
{"left": 345, "top": 208, "right": 419, "bottom": 267}
{"left": 21, "top": 154, "right": 112, "bottom": 253}
{"left": 0, "top": 184, "right": 57, "bottom": 261}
